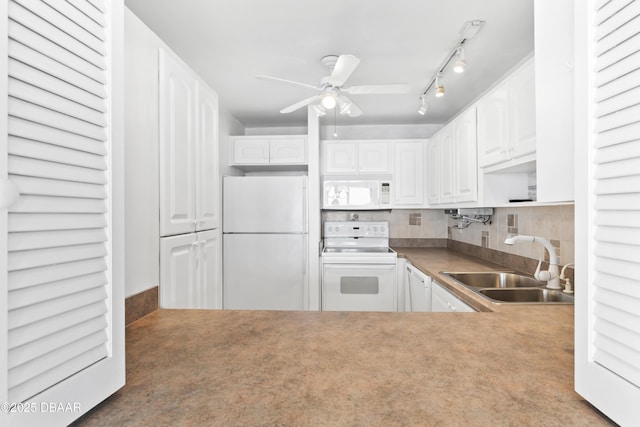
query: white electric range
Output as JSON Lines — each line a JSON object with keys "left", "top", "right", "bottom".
{"left": 321, "top": 221, "right": 397, "bottom": 311}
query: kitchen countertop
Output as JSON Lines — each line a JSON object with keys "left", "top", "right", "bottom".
{"left": 74, "top": 248, "right": 614, "bottom": 426}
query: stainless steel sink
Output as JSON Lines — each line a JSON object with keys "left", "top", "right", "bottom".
{"left": 442, "top": 271, "right": 545, "bottom": 288}
{"left": 440, "top": 271, "right": 574, "bottom": 305}
{"left": 479, "top": 288, "right": 574, "bottom": 304}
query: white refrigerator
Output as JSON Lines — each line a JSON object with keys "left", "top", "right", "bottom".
{"left": 223, "top": 176, "right": 308, "bottom": 310}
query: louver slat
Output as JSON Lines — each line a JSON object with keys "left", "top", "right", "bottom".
{"left": 8, "top": 1, "right": 105, "bottom": 69}
{"left": 8, "top": 20, "right": 105, "bottom": 84}
{"left": 9, "top": 98, "right": 106, "bottom": 142}
{"left": 14, "top": 0, "right": 106, "bottom": 55}
{"left": 40, "top": 0, "right": 105, "bottom": 42}
{"left": 9, "top": 272, "right": 107, "bottom": 310}
{"left": 9, "top": 78, "right": 107, "bottom": 126}
{"left": 6, "top": 0, "right": 112, "bottom": 404}
{"left": 66, "top": 0, "right": 107, "bottom": 28}
{"left": 591, "top": 0, "right": 640, "bottom": 389}
{"left": 8, "top": 136, "right": 107, "bottom": 170}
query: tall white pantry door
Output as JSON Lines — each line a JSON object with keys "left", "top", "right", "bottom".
{"left": 575, "top": 0, "right": 640, "bottom": 425}
{"left": 0, "top": 1, "right": 125, "bottom": 426}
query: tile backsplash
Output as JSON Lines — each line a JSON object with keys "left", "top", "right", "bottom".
{"left": 448, "top": 205, "right": 575, "bottom": 264}
{"left": 322, "top": 204, "right": 575, "bottom": 265}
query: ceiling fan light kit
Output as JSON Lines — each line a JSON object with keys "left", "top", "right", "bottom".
{"left": 257, "top": 54, "right": 409, "bottom": 119}
{"left": 418, "top": 20, "right": 484, "bottom": 115}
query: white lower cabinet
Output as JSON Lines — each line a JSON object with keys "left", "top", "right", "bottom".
{"left": 431, "top": 281, "right": 475, "bottom": 312}
{"left": 406, "top": 264, "right": 432, "bottom": 312}
{"left": 160, "top": 229, "right": 222, "bottom": 309}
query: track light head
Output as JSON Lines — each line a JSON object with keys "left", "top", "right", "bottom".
{"left": 453, "top": 46, "right": 466, "bottom": 73}
{"left": 435, "top": 74, "right": 445, "bottom": 97}
{"left": 418, "top": 96, "right": 428, "bottom": 115}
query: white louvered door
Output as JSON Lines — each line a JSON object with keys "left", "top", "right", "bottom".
{"left": 575, "top": 0, "right": 640, "bottom": 425}
{"left": 1, "top": 1, "right": 125, "bottom": 426}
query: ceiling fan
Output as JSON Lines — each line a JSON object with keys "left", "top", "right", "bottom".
{"left": 257, "top": 54, "right": 410, "bottom": 117}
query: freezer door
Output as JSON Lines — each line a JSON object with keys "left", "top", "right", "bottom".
{"left": 223, "top": 234, "right": 307, "bottom": 310}
{"left": 223, "top": 176, "right": 307, "bottom": 233}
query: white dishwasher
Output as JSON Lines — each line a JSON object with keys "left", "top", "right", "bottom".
{"left": 406, "top": 264, "right": 432, "bottom": 312}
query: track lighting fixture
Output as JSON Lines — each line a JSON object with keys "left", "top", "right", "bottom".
{"left": 417, "top": 20, "right": 484, "bottom": 116}
{"left": 435, "top": 74, "right": 445, "bottom": 97}
{"left": 453, "top": 46, "right": 466, "bottom": 73}
{"left": 418, "top": 96, "right": 428, "bottom": 115}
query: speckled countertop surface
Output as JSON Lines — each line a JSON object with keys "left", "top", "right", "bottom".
{"left": 74, "top": 248, "right": 614, "bottom": 427}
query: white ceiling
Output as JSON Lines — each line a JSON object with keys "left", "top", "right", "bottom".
{"left": 124, "top": 0, "right": 534, "bottom": 128}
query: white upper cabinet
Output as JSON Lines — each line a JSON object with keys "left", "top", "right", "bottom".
{"left": 358, "top": 142, "right": 391, "bottom": 173}
{"left": 508, "top": 59, "right": 537, "bottom": 160}
{"left": 231, "top": 135, "right": 307, "bottom": 166}
{"left": 159, "top": 50, "right": 197, "bottom": 236}
{"left": 426, "top": 107, "right": 478, "bottom": 206}
{"left": 196, "top": 82, "right": 220, "bottom": 232}
{"left": 426, "top": 136, "right": 441, "bottom": 204}
{"left": 323, "top": 141, "right": 357, "bottom": 174}
{"left": 477, "top": 84, "right": 509, "bottom": 168}
{"left": 438, "top": 124, "right": 455, "bottom": 204}
{"left": 159, "top": 49, "right": 219, "bottom": 237}
{"left": 453, "top": 107, "right": 479, "bottom": 203}
{"left": 232, "top": 138, "right": 269, "bottom": 164}
{"left": 393, "top": 140, "right": 425, "bottom": 206}
{"left": 322, "top": 140, "right": 392, "bottom": 175}
{"left": 478, "top": 58, "right": 536, "bottom": 171}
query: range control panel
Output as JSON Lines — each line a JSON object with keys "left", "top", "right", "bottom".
{"left": 323, "top": 221, "right": 389, "bottom": 238}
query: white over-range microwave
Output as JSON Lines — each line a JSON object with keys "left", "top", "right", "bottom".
{"left": 322, "top": 179, "right": 392, "bottom": 210}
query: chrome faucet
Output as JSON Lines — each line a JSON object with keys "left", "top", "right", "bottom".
{"left": 504, "top": 235, "right": 561, "bottom": 289}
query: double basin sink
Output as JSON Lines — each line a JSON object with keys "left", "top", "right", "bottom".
{"left": 441, "top": 271, "right": 574, "bottom": 305}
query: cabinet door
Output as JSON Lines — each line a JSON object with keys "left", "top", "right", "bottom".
{"left": 439, "top": 125, "right": 455, "bottom": 203}
{"left": 477, "top": 84, "right": 509, "bottom": 168}
{"left": 195, "top": 82, "right": 219, "bottom": 231}
{"left": 232, "top": 138, "right": 269, "bottom": 164}
{"left": 454, "top": 108, "right": 478, "bottom": 202}
{"left": 323, "top": 141, "right": 357, "bottom": 174}
{"left": 196, "top": 230, "right": 221, "bottom": 309}
{"left": 394, "top": 141, "right": 424, "bottom": 205}
{"left": 508, "top": 59, "right": 537, "bottom": 160}
{"left": 160, "top": 233, "right": 197, "bottom": 308}
{"left": 358, "top": 141, "right": 391, "bottom": 173}
{"left": 159, "top": 50, "right": 197, "bottom": 236}
{"left": 426, "top": 137, "right": 441, "bottom": 204}
{"left": 431, "top": 282, "right": 474, "bottom": 312}
{"left": 269, "top": 137, "right": 307, "bottom": 164}
{"left": 1, "top": 2, "right": 125, "bottom": 424}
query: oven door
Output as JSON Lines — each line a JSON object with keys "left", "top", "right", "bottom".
{"left": 322, "top": 263, "right": 396, "bottom": 312}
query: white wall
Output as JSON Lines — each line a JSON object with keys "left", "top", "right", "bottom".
{"left": 124, "top": 9, "right": 161, "bottom": 298}
{"left": 124, "top": 8, "right": 244, "bottom": 297}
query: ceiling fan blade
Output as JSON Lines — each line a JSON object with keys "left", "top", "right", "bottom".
{"left": 256, "top": 75, "right": 321, "bottom": 92}
{"left": 343, "top": 83, "right": 410, "bottom": 95}
{"left": 280, "top": 95, "right": 322, "bottom": 114}
{"left": 338, "top": 95, "right": 363, "bottom": 117}
{"left": 329, "top": 54, "right": 360, "bottom": 87}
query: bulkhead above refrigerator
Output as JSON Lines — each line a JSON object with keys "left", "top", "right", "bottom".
{"left": 322, "top": 179, "right": 391, "bottom": 210}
